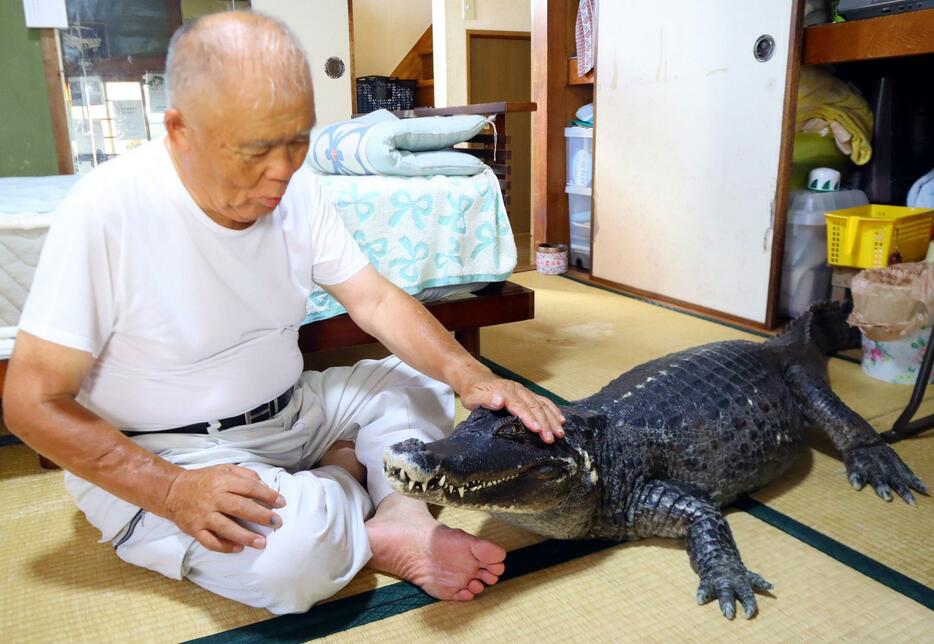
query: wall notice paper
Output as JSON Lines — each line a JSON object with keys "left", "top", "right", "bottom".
{"left": 144, "top": 74, "right": 168, "bottom": 113}
{"left": 112, "top": 101, "right": 148, "bottom": 141}
{"left": 23, "top": 0, "right": 68, "bottom": 29}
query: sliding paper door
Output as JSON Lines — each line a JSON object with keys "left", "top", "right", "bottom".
{"left": 592, "top": 1, "right": 796, "bottom": 324}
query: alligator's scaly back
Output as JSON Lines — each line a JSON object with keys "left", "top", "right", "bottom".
{"left": 771, "top": 300, "right": 861, "bottom": 355}
{"left": 383, "top": 299, "right": 926, "bottom": 621}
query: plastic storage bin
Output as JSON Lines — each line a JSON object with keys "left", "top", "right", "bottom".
{"left": 825, "top": 204, "right": 934, "bottom": 269}
{"left": 779, "top": 188, "right": 868, "bottom": 318}
{"left": 566, "top": 184, "right": 592, "bottom": 269}
{"left": 565, "top": 127, "right": 593, "bottom": 187}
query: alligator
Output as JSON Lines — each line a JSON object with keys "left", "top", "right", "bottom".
{"left": 383, "top": 301, "right": 928, "bottom": 620}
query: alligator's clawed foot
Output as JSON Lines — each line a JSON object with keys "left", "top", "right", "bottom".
{"left": 696, "top": 561, "right": 773, "bottom": 620}
{"left": 843, "top": 443, "right": 928, "bottom": 505}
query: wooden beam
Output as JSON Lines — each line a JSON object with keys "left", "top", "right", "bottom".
{"left": 765, "top": 0, "right": 805, "bottom": 330}
{"left": 804, "top": 8, "right": 934, "bottom": 64}
{"left": 38, "top": 30, "right": 74, "bottom": 175}
{"left": 393, "top": 101, "right": 536, "bottom": 118}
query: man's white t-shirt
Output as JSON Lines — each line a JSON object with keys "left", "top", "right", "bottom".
{"left": 19, "top": 140, "right": 369, "bottom": 431}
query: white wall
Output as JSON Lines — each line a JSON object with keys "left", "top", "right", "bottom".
{"left": 432, "top": 0, "right": 531, "bottom": 107}
{"left": 352, "top": 0, "right": 432, "bottom": 77}
{"left": 251, "top": 0, "right": 353, "bottom": 127}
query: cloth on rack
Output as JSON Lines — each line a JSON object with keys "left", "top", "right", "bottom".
{"left": 570, "top": 103, "right": 594, "bottom": 128}
{"left": 907, "top": 168, "right": 934, "bottom": 208}
{"left": 796, "top": 66, "right": 874, "bottom": 165}
{"left": 575, "top": 0, "right": 596, "bottom": 77}
{"left": 303, "top": 169, "right": 516, "bottom": 323}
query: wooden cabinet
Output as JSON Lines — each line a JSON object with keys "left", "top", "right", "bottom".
{"left": 533, "top": 2, "right": 932, "bottom": 329}
{"left": 531, "top": 0, "right": 594, "bottom": 252}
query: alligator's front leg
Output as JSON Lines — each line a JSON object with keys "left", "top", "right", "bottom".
{"left": 626, "top": 480, "right": 772, "bottom": 619}
{"left": 786, "top": 365, "right": 928, "bottom": 504}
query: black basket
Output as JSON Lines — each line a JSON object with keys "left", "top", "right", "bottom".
{"left": 355, "top": 76, "right": 417, "bottom": 114}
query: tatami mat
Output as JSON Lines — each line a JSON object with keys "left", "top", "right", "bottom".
{"left": 484, "top": 272, "right": 934, "bottom": 589}
{"left": 318, "top": 513, "right": 932, "bottom": 644}
{"left": 2, "top": 271, "right": 931, "bottom": 643}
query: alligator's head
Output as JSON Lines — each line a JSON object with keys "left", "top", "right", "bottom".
{"left": 383, "top": 407, "right": 603, "bottom": 515}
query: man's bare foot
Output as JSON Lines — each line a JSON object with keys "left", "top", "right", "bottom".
{"left": 317, "top": 440, "right": 366, "bottom": 486}
{"left": 365, "top": 493, "right": 506, "bottom": 600}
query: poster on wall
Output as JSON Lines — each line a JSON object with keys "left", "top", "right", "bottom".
{"left": 61, "top": 23, "right": 110, "bottom": 64}
{"left": 112, "top": 101, "right": 148, "bottom": 141}
{"left": 143, "top": 73, "right": 168, "bottom": 113}
{"left": 68, "top": 77, "right": 104, "bottom": 106}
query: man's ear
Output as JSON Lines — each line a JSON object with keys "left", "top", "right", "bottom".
{"left": 164, "top": 108, "right": 189, "bottom": 150}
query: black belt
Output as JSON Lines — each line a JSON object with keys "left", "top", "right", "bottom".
{"left": 123, "top": 388, "right": 294, "bottom": 438}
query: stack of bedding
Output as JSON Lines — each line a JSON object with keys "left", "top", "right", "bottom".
{"left": 303, "top": 108, "right": 517, "bottom": 322}
{"left": 0, "top": 175, "right": 81, "bottom": 358}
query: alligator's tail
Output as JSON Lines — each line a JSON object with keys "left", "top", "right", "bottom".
{"left": 775, "top": 300, "right": 861, "bottom": 355}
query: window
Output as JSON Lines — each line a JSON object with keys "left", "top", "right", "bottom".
{"left": 60, "top": 0, "right": 249, "bottom": 173}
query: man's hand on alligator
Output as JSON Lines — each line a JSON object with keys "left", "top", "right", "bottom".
{"left": 458, "top": 376, "right": 566, "bottom": 443}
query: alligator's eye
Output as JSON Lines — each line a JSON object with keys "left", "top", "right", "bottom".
{"left": 494, "top": 419, "right": 527, "bottom": 440}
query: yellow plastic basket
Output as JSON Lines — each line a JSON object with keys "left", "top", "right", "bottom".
{"left": 824, "top": 204, "right": 934, "bottom": 269}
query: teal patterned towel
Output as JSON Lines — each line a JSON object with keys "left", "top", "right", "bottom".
{"left": 304, "top": 168, "right": 516, "bottom": 323}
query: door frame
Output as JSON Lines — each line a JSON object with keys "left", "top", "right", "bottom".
{"left": 466, "top": 30, "right": 533, "bottom": 267}
{"left": 465, "top": 30, "right": 531, "bottom": 104}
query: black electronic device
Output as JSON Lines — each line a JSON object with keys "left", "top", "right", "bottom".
{"left": 837, "top": 0, "right": 934, "bottom": 20}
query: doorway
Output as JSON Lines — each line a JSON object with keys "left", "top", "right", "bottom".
{"left": 467, "top": 31, "right": 532, "bottom": 270}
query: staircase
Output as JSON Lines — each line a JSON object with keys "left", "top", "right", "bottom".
{"left": 391, "top": 25, "right": 434, "bottom": 107}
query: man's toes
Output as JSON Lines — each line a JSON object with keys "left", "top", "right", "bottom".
{"left": 477, "top": 569, "right": 499, "bottom": 586}
{"left": 454, "top": 588, "right": 475, "bottom": 601}
{"left": 467, "top": 579, "right": 485, "bottom": 595}
{"left": 470, "top": 539, "right": 506, "bottom": 564}
{"left": 484, "top": 562, "right": 506, "bottom": 576}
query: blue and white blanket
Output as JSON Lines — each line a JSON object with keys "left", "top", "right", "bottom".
{"left": 305, "top": 167, "right": 516, "bottom": 323}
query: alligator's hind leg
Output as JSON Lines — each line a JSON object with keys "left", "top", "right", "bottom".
{"left": 627, "top": 480, "right": 772, "bottom": 620}
{"left": 786, "top": 365, "right": 928, "bottom": 504}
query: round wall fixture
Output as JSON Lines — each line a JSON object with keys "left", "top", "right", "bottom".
{"left": 325, "top": 56, "right": 345, "bottom": 79}
{"left": 754, "top": 35, "right": 775, "bottom": 62}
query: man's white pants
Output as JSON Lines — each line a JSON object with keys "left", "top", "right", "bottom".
{"left": 64, "top": 357, "right": 453, "bottom": 614}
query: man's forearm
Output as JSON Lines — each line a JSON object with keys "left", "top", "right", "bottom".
{"left": 355, "top": 286, "right": 492, "bottom": 393}
{"left": 8, "top": 397, "right": 183, "bottom": 518}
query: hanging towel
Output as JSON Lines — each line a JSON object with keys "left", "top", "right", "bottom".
{"left": 796, "top": 66, "right": 874, "bottom": 165}
{"left": 575, "top": 0, "right": 596, "bottom": 77}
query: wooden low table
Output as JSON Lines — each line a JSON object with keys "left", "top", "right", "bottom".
{"left": 298, "top": 281, "right": 534, "bottom": 358}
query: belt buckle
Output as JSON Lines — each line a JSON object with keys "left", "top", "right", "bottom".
{"left": 245, "top": 404, "right": 271, "bottom": 425}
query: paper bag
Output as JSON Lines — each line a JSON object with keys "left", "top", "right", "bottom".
{"left": 847, "top": 262, "right": 934, "bottom": 342}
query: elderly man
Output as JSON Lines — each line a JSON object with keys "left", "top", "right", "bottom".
{"left": 3, "top": 12, "right": 564, "bottom": 614}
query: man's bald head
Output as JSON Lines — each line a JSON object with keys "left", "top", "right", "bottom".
{"left": 166, "top": 12, "right": 313, "bottom": 120}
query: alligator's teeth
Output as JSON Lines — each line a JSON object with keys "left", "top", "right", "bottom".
{"left": 439, "top": 475, "right": 446, "bottom": 487}
{"left": 458, "top": 487, "right": 466, "bottom": 498}
{"left": 400, "top": 470, "right": 408, "bottom": 481}
{"left": 408, "top": 479, "right": 415, "bottom": 490}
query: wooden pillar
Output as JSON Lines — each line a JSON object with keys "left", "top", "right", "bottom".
{"left": 455, "top": 328, "right": 481, "bottom": 358}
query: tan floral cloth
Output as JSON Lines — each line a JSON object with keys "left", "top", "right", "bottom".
{"left": 575, "top": 0, "right": 596, "bottom": 77}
